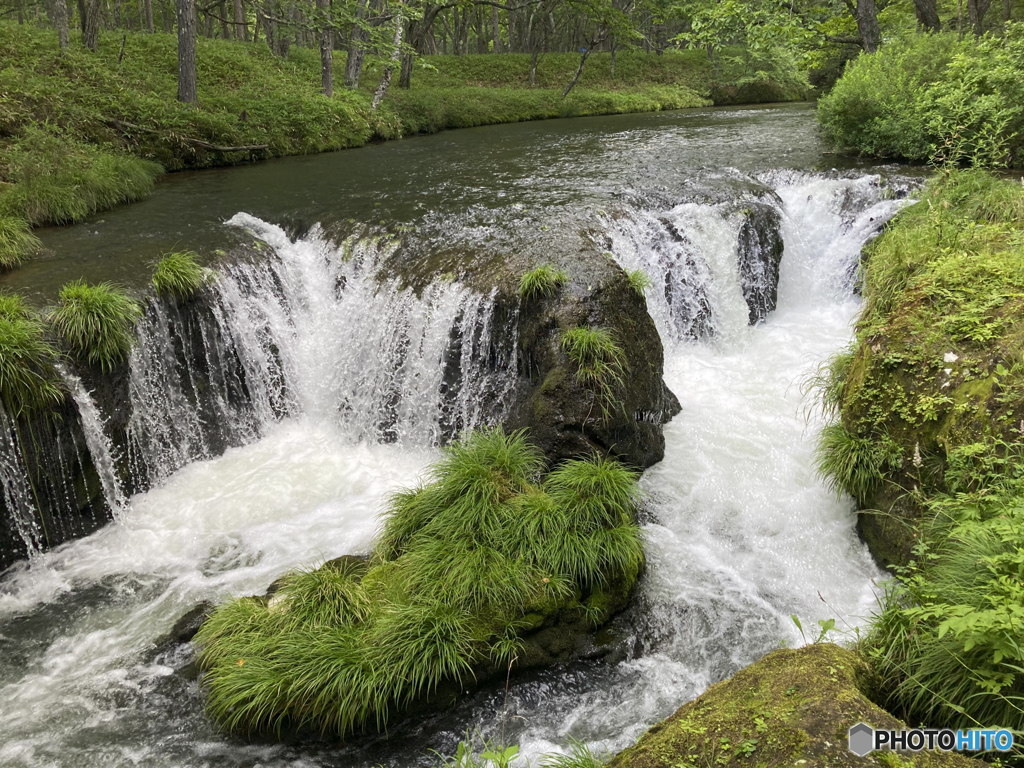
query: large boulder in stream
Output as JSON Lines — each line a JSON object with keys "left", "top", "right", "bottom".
{"left": 609, "top": 644, "right": 986, "bottom": 768}
{"left": 380, "top": 234, "right": 681, "bottom": 469}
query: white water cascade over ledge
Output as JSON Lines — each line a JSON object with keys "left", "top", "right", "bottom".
{"left": 0, "top": 171, "right": 910, "bottom": 768}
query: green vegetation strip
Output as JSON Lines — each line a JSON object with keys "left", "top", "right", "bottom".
{"left": 815, "top": 170, "right": 1024, "bottom": 740}
{"left": 818, "top": 25, "right": 1024, "bottom": 168}
{"left": 195, "top": 428, "right": 645, "bottom": 737}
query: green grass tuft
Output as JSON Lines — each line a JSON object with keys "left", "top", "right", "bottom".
{"left": 518, "top": 264, "right": 569, "bottom": 301}
{"left": 195, "top": 427, "right": 644, "bottom": 737}
{"left": 0, "top": 298, "right": 64, "bottom": 416}
{"left": 625, "top": 269, "right": 653, "bottom": 295}
{"left": 0, "top": 215, "right": 41, "bottom": 270}
{"left": 48, "top": 280, "right": 142, "bottom": 372}
{"left": 152, "top": 251, "right": 213, "bottom": 299}
{"left": 560, "top": 325, "right": 628, "bottom": 423}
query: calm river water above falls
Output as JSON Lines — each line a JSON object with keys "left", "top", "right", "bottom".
{"left": 1, "top": 103, "right": 918, "bottom": 767}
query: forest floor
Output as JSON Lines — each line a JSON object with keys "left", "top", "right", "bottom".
{"left": 0, "top": 21, "right": 806, "bottom": 268}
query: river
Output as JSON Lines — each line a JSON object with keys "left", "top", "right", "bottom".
{"left": 0, "top": 103, "right": 918, "bottom": 767}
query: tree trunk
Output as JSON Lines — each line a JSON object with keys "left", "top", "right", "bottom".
{"left": 852, "top": 0, "right": 881, "bottom": 52}
{"left": 50, "top": 0, "right": 70, "bottom": 48}
{"left": 82, "top": 0, "right": 100, "bottom": 50}
{"left": 562, "top": 43, "right": 592, "bottom": 98}
{"left": 343, "top": 0, "right": 368, "bottom": 88}
{"left": 967, "top": 0, "right": 992, "bottom": 33}
{"left": 491, "top": 5, "right": 500, "bottom": 52}
{"left": 1004, "top": 0, "right": 1011, "bottom": 22}
{"left": 17, "top": 0, "right": 24, "bottom": 24}
{"left": 529, "top": 48, "right": 538, "bottom": 85}
{"left": 610, "top": 39, "right": 616, "bottom": 77}
{"left": 317, "top": 0, "right": 332, "bottom": 96}
{"left": 912, "top": 0, "right": 941, "bottom": 30}
{"left": 177, "top": 0, "right": 197, "bottom": 103}
{"left": 371, "top": 11, "right": 403, "bottom": 110}
{"left": 233, "top": 0, "right": 247, "bottom": 40}
{"left": 399, "top": 51, "right": 414, "bottom": 88}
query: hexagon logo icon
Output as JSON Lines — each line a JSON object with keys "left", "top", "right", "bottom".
{"left": 848, "top": 722, "right": 874, "bottom": 756}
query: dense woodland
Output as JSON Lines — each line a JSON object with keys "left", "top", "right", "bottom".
{"left": 2, "top": 0, "right": 1021, "bottom": 103}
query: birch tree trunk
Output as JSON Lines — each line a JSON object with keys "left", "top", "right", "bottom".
{"left": 372, "top": 10, "right": 403, "bottom": 110}
{"left": 317, "top": 0, "right": 332, "bottom": 96}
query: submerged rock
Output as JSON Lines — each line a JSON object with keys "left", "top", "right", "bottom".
{"left": 609, "top": 644, "right": 986, "bottom": 768}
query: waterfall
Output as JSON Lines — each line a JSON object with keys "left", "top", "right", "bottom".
{"left": 0, "top": 409, "right": 43, "bottom": 559}
{"left": 58, "top": 367, "right": 129, "bottom": 518}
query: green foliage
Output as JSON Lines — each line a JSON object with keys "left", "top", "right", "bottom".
{"left": 195, "top": 428, "right": 644, "bottom": 737}
{"left": 538, "top": 738, "right": 606, "bottom": 767}
{"left": 625, "top": 268, "right": 653, "bottom": 295}
{"left": 0, "top": 297, "right": 64, "bottom": 416}
{"left": 49, "top": 281, "right": 142, "bottom": 372}
{"left": 560, "top": 325, "right": 628, "bottom": 423}
{"left": 152, "top": 251, "right": 212, "bottom": 299}
{"left": 815, "top": 422, "right": 902, "bottom": 502}
{"left": 0, "top": 215, "right": 41, "bottom": 269}
{"left": 518, "top": 264, "right": 568, "bottom": 301}
{"left": 863, "top": 481, "right": 1024, "bottom": 736}
{"left": 819, "top": 26, "right": 1024, "bottom": 168}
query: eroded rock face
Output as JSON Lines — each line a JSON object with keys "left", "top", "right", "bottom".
{"left": 736, "top": 202, "right": 785, "bottom": 325}
{"left": 608, "top": 644, "right": 986, "bottom": 768}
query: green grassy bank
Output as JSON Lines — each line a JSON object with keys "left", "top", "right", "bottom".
{"left": 815, "top": 170, "right": 1024, "bottom": 745}
{"left": 0, "top": 22, "right": 805, "bottom": 272}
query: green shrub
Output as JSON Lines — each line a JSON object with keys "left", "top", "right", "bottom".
{"left": 817, "top": 33, "right": 961, "bottom": 162}
{"left": 49, "top": 280, "right": 142, "bottom": 371}
{"left": 195, "top": 428, "right": 644, "bottom": 737}
{"left": 0, "top": 215, "right": 41, "bottom": 269}
{"left": 152, "top": 251, "right": 212, "bottom": 299}
{"left": 863, "top": 481, "right": 1024, "bottom": 736}
{"left": 819, "top": 26, "right": 1024, "bottom": 168}
{"left": 518, "top": 264, "right": 568, "bottom": 301}
{"left": 0, "top": 296, "right": 64, "bottom": 416}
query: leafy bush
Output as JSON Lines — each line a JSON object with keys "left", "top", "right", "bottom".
{"left": 49, "top": 280, "right": 142, "bottom": 371}
{"left": 863, "top": 476, "right": 1024, "bottom": 736}
{"left": 0, "top": 294, "right": 64, "bottom": 416}
{"left": 195, "top": 428, "right": 644, "bottom": 737}
{"left": 518, "top": 264, "right": 568, "bottom": 301}
{"left": 152, "top": 251, "right": 212, "bottom": 299}
{"left": 819, "top": 26, "right": 1024, "bottom": 168}
{"left": 0, "top": 214, "right": 41, "bottom": 269}
{"left": 817, "top": 33, "right": 961, "bottom": 162}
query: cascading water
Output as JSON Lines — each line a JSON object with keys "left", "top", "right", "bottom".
{"left": 0, "top": 155, "right": 913, "bottom": 766}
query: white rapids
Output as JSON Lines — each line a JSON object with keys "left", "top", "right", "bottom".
{"left": 0, "top": 171, "right": 906, "bottom": 768}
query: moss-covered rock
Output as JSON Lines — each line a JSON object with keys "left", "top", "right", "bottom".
{"left": 817, "top": 171, "right": 1024, "bottom": 568}
{"left": 381, "top": 233, "right": 680, "bottom": 469}
{"left": 608, "top": 644, "right": 986, "bottom": 768}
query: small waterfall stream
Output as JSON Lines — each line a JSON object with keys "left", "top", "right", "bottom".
{"left": 0, "top": 166, "right": 912, "bottom": 767}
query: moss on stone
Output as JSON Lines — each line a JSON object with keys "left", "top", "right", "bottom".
{"left": 608, "top": 644, "right": 986, "bottom": 768}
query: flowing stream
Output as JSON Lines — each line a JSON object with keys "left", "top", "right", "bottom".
{"left": 0, "top": 105, "right": 917, "bottom": 767}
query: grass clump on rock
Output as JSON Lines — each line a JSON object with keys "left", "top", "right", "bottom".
{"left": 49, "top": 280, "right": 142, "bottom": 372}
{"left": 194, "top": 428, "right": 645, "bottom": 737}
{"left": 560, "top": 325, "right": 628, "bottom": 423}
{"left": 518, "top": 264, "right": 568, "bottom": 301}
{"left": 0, "top": 293, "right": 64, "bottom": 416}
{"left": 625, "top": 269, "right": 653, "bottom": 296}
{"left": 152, "top": 251, "right": 212, "bottom": 299}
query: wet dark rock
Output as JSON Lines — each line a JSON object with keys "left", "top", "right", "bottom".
{"left": 734, "top": 202, "right": 785, "bottom": 325}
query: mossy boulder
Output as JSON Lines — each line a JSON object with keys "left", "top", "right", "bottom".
{"left": 381, "top": 234, "right": 680, "bottom": 469}
{"left": 608, "top": 644, "right": 986, "bottom": 768}
{"left": 818, "top": 171, "right": 1024, "bottom": 568}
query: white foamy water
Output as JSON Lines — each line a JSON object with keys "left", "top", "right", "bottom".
{"left": 0, "top": 172, "right": 908, "bottom": 768}
{"left": 513, "top": 175, "right": 900, "bottom": 762}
